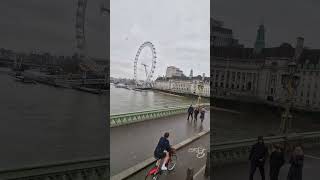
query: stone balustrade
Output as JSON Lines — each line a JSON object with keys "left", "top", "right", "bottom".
{"left": 110, "top": 103, "right": 210, "bottom": 127}
{"left": 212, "top": 131, "right": 320, "bottom": 167}
{"left": 0, "top": 157, "right": 108, "bottom": 180}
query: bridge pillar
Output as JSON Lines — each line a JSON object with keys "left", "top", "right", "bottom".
{"left": 204, "top": 151, "right": 210, "bottom": 177}
{"left": 186, "top": 168, "right": 194, "bottom": 180}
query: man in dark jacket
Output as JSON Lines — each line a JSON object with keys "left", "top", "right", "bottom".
{"left": 269, "top": 144, "right": 285, "bottom": 180}
{"left": 187, "top": 105, "right": 194, "bottom": 120}
{"left": 194, "top": 106, "right": 199, "bottom": 121}
{"left": 154, "top": 132, "right": 171, "bottom": 171}
{"left": 249, "top": 136, "right": 268, "bottom": 180}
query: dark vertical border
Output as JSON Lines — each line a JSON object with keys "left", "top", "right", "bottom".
{"left": 210, "top": 0, "right": 214, "bottom": 179}
{"left": 106, "top": 0, "right": 111, "bottom": 179}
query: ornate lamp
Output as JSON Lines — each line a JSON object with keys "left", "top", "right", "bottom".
{"left": 280, "top": 61, "right": 300, "bottom": 135}
{"left": 197, "top": 74, "right": 205, "bottom": 106}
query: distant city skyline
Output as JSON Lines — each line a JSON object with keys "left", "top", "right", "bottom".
{"left": 111, "top": 0, "right": 210, "bottom": 80}
{"left": 212, "top": 0, "right": 320, "bottom": 48}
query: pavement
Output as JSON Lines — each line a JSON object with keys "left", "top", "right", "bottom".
{"left": 213, "top": 147, "right": 320, "bottom": 180}
{"left": 110, "top": 112, "right": 210, "bottom": 176}
{"left": 127, "top": 133, "right": 210, "bottom": 180}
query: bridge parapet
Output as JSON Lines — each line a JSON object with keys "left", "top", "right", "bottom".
{"left": 110, "top": 103, "right": 210, "bottom": 127}
{"left": 0, "top": 157, "right": 108, "bottom": 180}
{"left": 212, "top": 131, "right": 320, "bottom": 167}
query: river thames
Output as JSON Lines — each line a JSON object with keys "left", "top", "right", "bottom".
{"left": 0, "top": 68, "right": 108, "bottom": 170}
{"left": 212, "top": 100, "right": 320, "bottom": 143}
{"left": 110, "top": 84, "right": 206, "bottom": 114}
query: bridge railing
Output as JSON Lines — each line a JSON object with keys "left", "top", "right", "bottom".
{"left": 110, "top": 103, "right": 210, "bottom": 127}
{"left": 0, "top": 157, "right": 108, "bottom": 180}
{"left": 211, "top": 131, "right": 320, "bottom": 167}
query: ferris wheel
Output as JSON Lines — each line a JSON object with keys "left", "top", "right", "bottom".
{"left": 133, "top": 42, "right": 157, "bottom": 87}
{"left": 75, "top": 0, "right": 109, "bottom": 73}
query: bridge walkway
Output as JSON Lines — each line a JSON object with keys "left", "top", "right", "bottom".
{"left": 110, "top": 111, "right": 210, "bottom": 176}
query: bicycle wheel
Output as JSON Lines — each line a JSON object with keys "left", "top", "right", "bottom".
{"left": 145, "top": 166, "right": 160, "bottom": 180}
{"left": 167, "top": 154, "right": 177, "bottom": 171}
{"left": 145, "top": 174, "right": 160, "bottom": 180}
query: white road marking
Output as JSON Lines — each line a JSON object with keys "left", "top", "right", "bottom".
{"left": 305, "top": 154, "right": 320, "bottom": 160}
{"left": 188, "top": 147, "right": 207, "bottom": 159}
{"left": 193, "top": 165, "right": 206, "bottom": 179}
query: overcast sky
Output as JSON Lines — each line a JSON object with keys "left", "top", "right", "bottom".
{"left": 111, "top": 0, "right": 210, "bottom": 80}
{"left": 212, "top": 0, "right": 320, "bottom": 48}
{"left": 0, "top": 0, "right": 108, "bottom": 58}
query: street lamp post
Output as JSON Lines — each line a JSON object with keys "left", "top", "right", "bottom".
{"left": 197, "top": 74, "right": 205, "bottom": 106}
{"left": 280, "top": 61, "right": 300, "bottom": 135}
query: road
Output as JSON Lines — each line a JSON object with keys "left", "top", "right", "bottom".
{"left": 127, "top": 133, "right": 209, "bottom": 180}
{"left": 110, "top": 112, "right": 210, "bottom": 176}
{"left": 213, "top": 147, "right": 320, "bottom": 180}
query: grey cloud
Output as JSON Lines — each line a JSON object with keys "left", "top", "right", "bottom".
{"left": 111, "top": 0, "right": 210, "bottom": 79}
{"left": 0, "top": 0, "right": 108, "bottom": 58}
{"left": 212, "top": 0, "right": 320, "bottom": 48}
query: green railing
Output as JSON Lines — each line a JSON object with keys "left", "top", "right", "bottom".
{"left": 0, "top": 157, "right": 108, "bottom": 180}
{"left": 110, "top": 103, "right": 210, "bottom": 127}
{"left": 211, "top": 131, "right": 320, "bottom": 167}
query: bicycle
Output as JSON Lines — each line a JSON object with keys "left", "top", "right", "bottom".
{"left": 145, "top": 148, "right": 177, "bottom": 180}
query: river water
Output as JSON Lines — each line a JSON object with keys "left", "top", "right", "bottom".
{"left": 212, "top": 99, "right": 320, "bottom": 143}
{"left": 110, "top": 84, "right": 206, "bottom": 114}
{"left": 0, "top": 68, "right": 108, "bottom": 170}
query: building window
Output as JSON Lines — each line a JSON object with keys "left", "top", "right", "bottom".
{"left": 301, "top": 92, "right": 303, "bottom": 97}
{"left": 232, "top": 72, "right": 235, "bottom": 81}
{"left": 271, "top": 88, "right": 274, "bottom": 94}
{"left": 231, "top": 84, "right": 234, "bottom": 89}
{"left": 247, "top": 82, "right": 252, "bottom": 91}
{"left": 220, "top": 82, "right": 224, "bottom": 87}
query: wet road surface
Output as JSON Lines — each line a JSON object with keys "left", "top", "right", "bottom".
{"left": 128, "top": 133, "right": 209, "bottom": 180}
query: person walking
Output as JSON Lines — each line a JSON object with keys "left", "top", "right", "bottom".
{"left": 187, "top": 105, "right": 194, "bottom": 120}
{"left": 269, "top": 143, "right": 285, "bottom": 180}
{"left": 248, "top": 136, "right": 268, "bottom": 180}
{"left": 194, "top": 106, "right": 199, "bottom": 121}
{"left": 287, "top": 146, "right": 304, "bottom": 180}
{"left": 199, "top": 107, "right": 206, "bottom": 122}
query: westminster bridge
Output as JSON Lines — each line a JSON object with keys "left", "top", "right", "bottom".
{"left": 0, "top": 104, "right": 319, "bottom": 180}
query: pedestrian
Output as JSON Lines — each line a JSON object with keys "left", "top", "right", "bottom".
{"left": 248, "top": 136, "right": 268, "bottom": 180}
{"left": 200, "top": 107, "right": 206, "bottom": 122}
{"left": 269, "top": 143, "right": 285, "bottom": 180}
{"left": 194, "top": 106, "right": 199, "bottom": 121}
{"left": 287, "top": 146, "right": 304, "bottom": 180}
{"left": 187, "top": 105, "right": 194, "bottom": 120}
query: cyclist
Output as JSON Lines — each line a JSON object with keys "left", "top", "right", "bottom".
{"left": 154, "top": 132, "right": 171, "bottom": 171}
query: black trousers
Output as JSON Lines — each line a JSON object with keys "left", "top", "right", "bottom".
{"left": 269, "top": 165, "right": 281, "bottom": 180}
{"left": 194, "top": 112, "right": 198, "bottom": 120}
{"left": 187, "top": 113, "right": 193, "bottom": 120}
{"left": 249, "top": 162, "right": 265, "bottom": 180}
